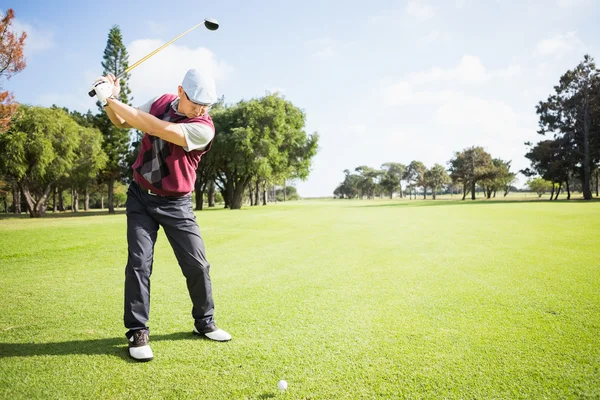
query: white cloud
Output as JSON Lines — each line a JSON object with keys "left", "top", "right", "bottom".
{"left": 536, "top": 32, "right": 583, "bottom": 58}
{"left": 556, "top": 0, "right": 591, "bottom": 8}
{"left": 391, "top": 56, "right": 521, "bottom": 88}
{"left": 347, "top": 124, "right": 368, "bottom": 134}
{"left": 383, "top": 88, "right": 536, "bottom": 169}
{"left": 126, "top": 40, "right": 233, "bottom": 104}
{"left": 267, "top": 87, "right": 286, "bottom": 95}
{"left": 5, "top": 13, "right": 54, "bottom": 57}
{"left": 305, "top": 38, "right": 338, "bottom": 58}
{"left": 380, "top": 56, "right": 537, "bottom": 170}
{"left": 417, "top": 30, "right": 452, "bottom": 46}
{"left": 145, "top": 20, "right": 169, "bottom": 36}
{"left": 406, "top": 0, "right": 438, "bottom": 22}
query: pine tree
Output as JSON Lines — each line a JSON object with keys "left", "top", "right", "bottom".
{"left": 96, "top": 25, "right": 133, "bottom": 214}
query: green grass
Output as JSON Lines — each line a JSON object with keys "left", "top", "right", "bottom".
{"left": 1, "top": 198, "right": 599, "bottom": 399}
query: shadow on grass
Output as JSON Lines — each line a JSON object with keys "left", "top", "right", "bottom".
{"left": 0, "top": 209, "right": 126, "bottom": 220}
{"left": 257, "top": 393, "right": 277, "bottom": 399}
{"left": 0, "top": 206, "right": 228, "bottom": 220}
{"left": 0, "top": 332, "right": 205, "bottom": 361}
{"left": 354, "top": 197, "right": 600, "bottom": 208}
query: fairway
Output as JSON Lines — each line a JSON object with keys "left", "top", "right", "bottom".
{"left": 0, "top": 199, "right": 599, "bottom": 399}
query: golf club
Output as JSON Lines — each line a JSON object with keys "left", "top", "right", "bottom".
{"left": 88, "top": 18, "right": 219, "bottom": 97}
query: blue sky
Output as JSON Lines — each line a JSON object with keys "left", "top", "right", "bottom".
{"left": 4, "top": 0, "right": 600, "bottom": 197}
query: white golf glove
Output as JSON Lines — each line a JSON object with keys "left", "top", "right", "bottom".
{"left": 92, "top": 79, "right": 114, "bottom": 106}
{"left": 111, "top": 77, "right": 121, "bottom": 98}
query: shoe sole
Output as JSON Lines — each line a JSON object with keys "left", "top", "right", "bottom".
{"left": 192, "top": 330, "right": 231, "bottom": 342}
{"left": 129, "top": 353, "right": 153, "bottom": 362}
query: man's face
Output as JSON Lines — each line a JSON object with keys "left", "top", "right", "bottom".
{"left": 177, "top": 85, "right": 211, "bottom": 118}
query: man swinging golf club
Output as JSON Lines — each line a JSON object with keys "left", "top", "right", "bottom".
{"left": 93, "top": 68, "right": 231, "bottom": 362}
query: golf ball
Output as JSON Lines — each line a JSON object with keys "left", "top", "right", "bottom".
{"left": 278, "top": 380, "right": 288, "bottom": 391}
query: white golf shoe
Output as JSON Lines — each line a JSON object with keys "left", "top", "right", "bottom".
{"left": 193, "top": 324, "right": 232, "bottom": 342}
{"left": 128, "top": 329, "right": 153, "bottom": 362}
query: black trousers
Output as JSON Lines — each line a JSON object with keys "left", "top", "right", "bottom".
{"left": 124, "top": 182, "right": 214, "bottom": 336}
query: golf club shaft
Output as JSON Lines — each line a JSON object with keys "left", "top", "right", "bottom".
{"left": 88, "top": 22, "right": 205, "bottom": 97}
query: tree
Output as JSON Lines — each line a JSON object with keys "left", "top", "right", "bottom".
{"left": 0, "top": 106, "right": 81, "bottom": 217}
{"left": 355, "top": 165, "right": 381, "bottom": 199}
{"left": 448, "top": 147, "right": 493, "bottom": 200}
{"left": 425, "top": 164, "right": 450, "bottom": 200}
{"left": 405, "top": 161, "right": 426, "bottom": 199}
{"left": 211, "top": 95, "right": 318, "bottom": 209}
{"left": 381, "top": 162, "right": 406, "bottom": 198}
{"left": 523, "top": 139, "right": 570, "bottom": 200}
{"left": 276, "top": 186, "right": 299, "bottom": 201}
{"left": 96, "top": 25, "right": 133, "bottom": 213}
{"left": 193, "top": 100, "right": 224, "bottom": 210}
{"left": 536, "top": 55, "right": 600, "bottom": 200}
{"left": 194, "top": 150, "right": 218, "bottom": 210}
{"left": 0, "top": 9, "right": 27, "bottom": 131}
{"left": 70, "top": 125, "right": 107, "bottom": 211}
{"left": 527, "top": 177, "right": 553, "bottom": 198}
{"left": 479, "top": 159, "right": 516, "bottom": 198}
{"left": 60, "top": 108, "right": 107, "bottom": 211}
{"left": 334, "top": 169, "right": 361, "bottom": 199}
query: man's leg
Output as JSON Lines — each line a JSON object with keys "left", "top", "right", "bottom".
{"left": 155, "top": 198, "right": 215, "bottom": 330}
{"left": 124, "top": 185, "right": 159, "bottom": 335}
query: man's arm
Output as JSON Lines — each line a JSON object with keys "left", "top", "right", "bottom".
{"left": 106, "top": 97, "right": 187, "bottom": 147}
{"left": 105, "top": 106, "right": 133, "bottom": 129}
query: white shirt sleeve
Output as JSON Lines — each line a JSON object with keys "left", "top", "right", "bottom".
{"left": 181, "top": 122, "right": 215, "bottom": 152}
{"left": 137, "top": 96, "right": 160, "bottom": 113}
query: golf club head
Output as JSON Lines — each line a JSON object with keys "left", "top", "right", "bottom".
{"left": 204, "top": 18, "right": 219, "bottom": 31}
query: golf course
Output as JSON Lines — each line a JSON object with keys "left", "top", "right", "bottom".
{"left": 1, "top": 198, "right": 598, "bottom": 399}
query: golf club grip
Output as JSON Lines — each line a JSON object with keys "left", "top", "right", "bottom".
{"left": 88, "top": 71, "right": 127, "bottom": 97}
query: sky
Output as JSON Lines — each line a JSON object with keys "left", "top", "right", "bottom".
{"left": 3, "top": 0, "right": 600, "bottom": 197}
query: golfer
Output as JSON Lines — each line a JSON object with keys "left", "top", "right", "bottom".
{"left": 92, "top": 69, "right": 231, "bottom": 362}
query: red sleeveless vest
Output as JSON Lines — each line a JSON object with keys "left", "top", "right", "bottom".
{"left": 132, "top": 94, "right": 214, "bottom": 196}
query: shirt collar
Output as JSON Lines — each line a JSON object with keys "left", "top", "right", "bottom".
{"left": 170, "top": 98, "right": 186, "bottom": 116}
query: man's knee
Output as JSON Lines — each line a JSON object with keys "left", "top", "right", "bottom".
{"left": 126, "top": 250, "right": 154, "bottom": 274}
{"left": 180, "top": 257, "right": 210, "bottom": 276}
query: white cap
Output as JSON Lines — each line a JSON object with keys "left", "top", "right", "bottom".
{"left": 181, "top": 68, "right": 217, "bottom": 105}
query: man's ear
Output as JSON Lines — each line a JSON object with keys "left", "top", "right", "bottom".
{"left": 177, "top": 86, "right": 183, "bottom": 96}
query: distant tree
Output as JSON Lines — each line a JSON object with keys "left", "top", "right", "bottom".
{"left": 69, "top": 125, "right": 107, "bottom": 211}
{"left": 527, "top": 177, "right": 553, "bottom": 198}
{"left": 381, "top": 162, "right": 406, "bottom": 198}
{"left": 211, "top": 94, "right": 318, "bottom": 209}
{"left": 58, "top": 107, "right": 107, "bottom": 211}
{"left": 355, "top": 165, "right": 381, "bottom": 199}
{"left": 96, "top": 25, "right": 133, "bottom": 214}
{"left": 522, "top": 139, "right": 570, "bottom": 200}
{"left": 0, "top": 9, "right": 27, "bottom": 131}
{"left": 480, "top": 159, "right": 516, "bottom": 198}
{"left": 276, "top": 186, "right": 299, "bottom": 201}
{"left": 0, "top": 106, "right": 81, "bottom": 217}
{"left": 334, "top": 169, "right": 361, "bottom": 199}
{"left": 405, "top": 161, "right": 426, "bottom": 199}
{"left": 425, "top": 164, "right": 450, "bottom": 200}
{"left": 448, "top": 147, "right": 493, "bottom": 200}
{"left": 536, "top": 55, "right": 600, "bottom": 200}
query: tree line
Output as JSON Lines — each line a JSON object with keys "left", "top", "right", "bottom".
{"left": 335, "top": 148, "right": 515, "bottom": 200}
{"left": 0, "top": 14, "right": 318, "bottom": 217}
{"left": 336, "top": 55, "right": 600, "bottom": 201}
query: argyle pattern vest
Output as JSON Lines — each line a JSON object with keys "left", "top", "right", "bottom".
{"left": 131, "top": 94, "right": 214, "bottom": 196}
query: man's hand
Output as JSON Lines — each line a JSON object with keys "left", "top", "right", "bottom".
{"left": 92, "top": 77, "right": 114, "bottom": 106}
{"left": 105, "top": 73, "right": 121, "bottom": 98}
